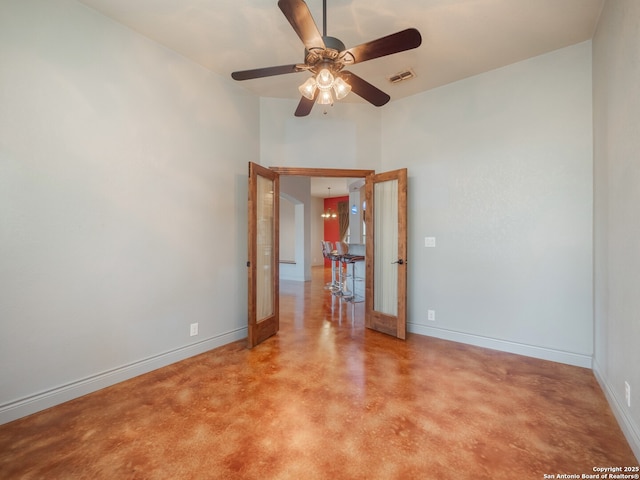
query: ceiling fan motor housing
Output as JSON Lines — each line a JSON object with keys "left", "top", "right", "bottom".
{"left": 305, "top": 36, "right": 349, "bottom": 72}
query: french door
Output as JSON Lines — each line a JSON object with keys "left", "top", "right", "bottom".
{"left": 364, "top": 168, "right": 408, "bottom": 339}
{"left": 247, "top": 165, "right": 407, "bottom": 347}
{"left": 247, "top": 162, "right": 279, "bottom": 348}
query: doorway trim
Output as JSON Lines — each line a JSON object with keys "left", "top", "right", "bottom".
{"left": 248, "top": 165, "right": 407, "bottom": 347}
{"left": 269, "top": 167, "right": 374, "bottom": 178}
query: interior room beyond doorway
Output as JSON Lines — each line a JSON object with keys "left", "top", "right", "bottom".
{"left": 279, "top": 175, "right": 366, "bottom": 292}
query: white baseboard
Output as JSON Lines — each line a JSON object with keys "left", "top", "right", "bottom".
{"left": 408, "top": 323, "right": 593, "bottom": 368}
{"left": 593, "top": 360, "right": 640, "bottom": 462}
{"left": 0, "top": 327, "right": 247, "bottom": 426}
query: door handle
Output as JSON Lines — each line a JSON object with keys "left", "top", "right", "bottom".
{"left": 392, "top": 259, "right": 405, "bottom": 265}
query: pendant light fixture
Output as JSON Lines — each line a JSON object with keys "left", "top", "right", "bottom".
{"left": 321, "top": 187, "right": 338, "bottom": 218}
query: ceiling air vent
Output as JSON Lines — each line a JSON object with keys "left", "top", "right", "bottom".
{"left": 388, "top": 68, "right": 416, "bottom": 84}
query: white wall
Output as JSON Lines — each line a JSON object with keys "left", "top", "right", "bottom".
{"left": 382, "top": 42, "right": 594, "bottom": 367}
{"left": 348, "top": 184, "right": 364, "bottom": 244}
{"left": 279, "top": 197, "right": 296, "bottom": 262}
{"left": 0, "top": 0, "right": 259, "bottom": 423}
{"left": 592, "top": 0, "right": 640, "bottom": 460}
{"left": 310, "top": 197, "right": 325, "bottom": 266}
{"left": 279, "top": 176, "right": 311, "bottom": 281}
{"left": 260, "top": 97, "right": 382, "bottom": 171}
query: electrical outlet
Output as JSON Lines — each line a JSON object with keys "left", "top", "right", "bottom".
{"left": 425, "top": 237, "right": 436, "bottom": 248}
{"left": 625, "top": 381, "right": 631, "bottom": 408}
{"left": 190, "top": 323, "right": 199, "bottom": 337}
{"left": 427, "top": 310, "right": 436, "bottom": 322}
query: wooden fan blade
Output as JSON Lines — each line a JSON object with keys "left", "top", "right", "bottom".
{"left": 342, "top": 71, "right": 390, "bottom": 107}
{"left": 231, "top": 64, "right": 301, "bottom": 81}
{"left": 294, "top": 91, "right": 318, "bottom": 117}
{"left": 278, "top": 0, "right": 325, "bottom": 52}
{"left": 340, "top": 28, "right": 422, "bottom": 65}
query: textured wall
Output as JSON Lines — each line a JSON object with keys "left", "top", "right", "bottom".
{"left": 382, "top": 42, "right": 594, "bottom": 366}
{"left": 593, "top": 0, "right": 640, "bottom": 459}
{"left": 259, "top": 97, "right": 382, "bottom": 172}
{"left": 0, "top": 0, "right": 259, "bottom": 422}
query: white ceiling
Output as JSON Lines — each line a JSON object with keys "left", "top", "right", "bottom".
{"left": 78, "top": 0, "right": 604, "bottom": 104}
{"left": 76, "top": 0, "right": 604, "bottom": 198}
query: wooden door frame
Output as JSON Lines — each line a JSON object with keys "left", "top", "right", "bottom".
{"left": 270, "top": 166, "right": 374, "bottom": 289}
{"left": 269, "top": 167, "right": 374, "bottom": 178}
{"left": 270, "top": 166, "right": 373, "bottom": 288}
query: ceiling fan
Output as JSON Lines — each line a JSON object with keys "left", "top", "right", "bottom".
{"left": 231, "top": 0, "right": 422, "bottom": 117}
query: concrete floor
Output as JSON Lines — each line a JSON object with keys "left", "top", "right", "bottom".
{"left": 0, "top": 267, "right": 636, "bottom": 479}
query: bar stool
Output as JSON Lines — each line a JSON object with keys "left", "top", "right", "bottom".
{"left": 347, "top": 255, "right": 365, "bottom": 303}
{"left": 321, "top": 241, "right": 336, "bottom": 291}
{"left": 331, "top": 242, "right": 351, "bottom": 300}
{"left": 335, "top": 241, "right": 365, "bottom": 302}
{"left": 323, "top": 241, "right": 341, "bottom": 293}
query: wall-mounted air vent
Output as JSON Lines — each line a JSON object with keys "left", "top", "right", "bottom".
{"left": 388, "top": 68, "right": 416, "bottom": 84}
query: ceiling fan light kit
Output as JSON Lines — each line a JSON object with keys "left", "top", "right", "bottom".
{"left": 231, "top": 0, "right": 422, "bottom": 116}
{"left": 299, "top": 67, "right": 352, "bottom": 104}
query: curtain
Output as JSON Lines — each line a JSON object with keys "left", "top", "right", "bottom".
{"left": 338, "top": 201, "right": 349, "bottom": 242}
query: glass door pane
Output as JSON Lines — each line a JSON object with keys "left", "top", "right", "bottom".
{"left": 256, "top": 175, "right": 274, "bottom": 321}
{"left": 365, "top": 169, "right": 407, "bottom": 339}
{"left": 374, "top": 179, "right": 398, "bottom": 315}
{"left": 247, "top": 162, "right": 279, "bottom": 348}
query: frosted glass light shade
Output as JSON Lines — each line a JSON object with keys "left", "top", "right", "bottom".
{"left": 298, "top": 77, "right": 317, "bottom": 100}
{"left": 333, "top": 76, "right": 351, "bottom": 100}
{"left": 318, "top": 89, "right": 333, "bottom": 105}
{"left": 316, "top": 68, "right": 334, "bottom": 90}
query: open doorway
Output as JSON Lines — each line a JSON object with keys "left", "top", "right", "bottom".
{"left": 278, "top": 175, "right": 368, "bottom": 332}
{"left": 279, "top": 175, "right": 367, "bottom": 288}
{"left": 247, "top": 164, "right": 407, "bottom": 348}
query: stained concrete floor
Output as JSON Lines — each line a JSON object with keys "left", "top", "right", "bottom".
{"left": 0, "top": 267, "right": 637, "bottom": 479}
